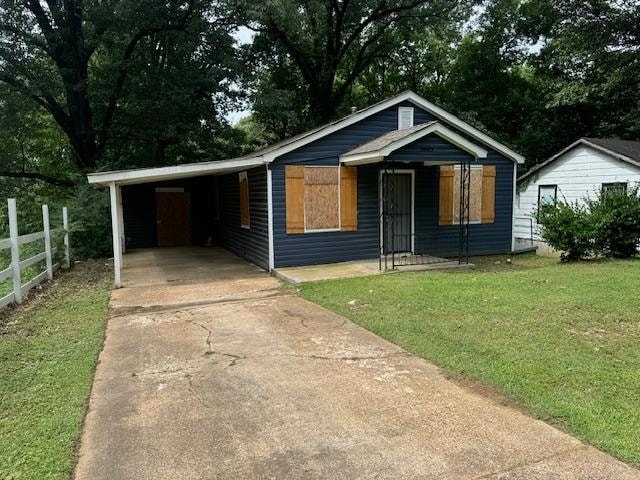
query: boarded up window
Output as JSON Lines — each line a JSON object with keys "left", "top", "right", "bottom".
{"left": 304, "top": 167, "right": 339, "bottom": 230}
{"left": 285, "top": 165, "right": 357, "bottom": 234}
{"left": 439, "top": 165, "right": 495, "bottom": 225}
{"left": 452, "top": 166, "right": 483, "bottom": 224}
{"left": 239, "top": 171, "right": 250, "bottom": 228}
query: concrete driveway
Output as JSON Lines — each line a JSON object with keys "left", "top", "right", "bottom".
{"left": 74, "top": 247, "right": 639, "bottom": 480}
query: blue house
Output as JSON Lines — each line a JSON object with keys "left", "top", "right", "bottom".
{"left": 88, "top": 91, "right": 524, "bottom": 287}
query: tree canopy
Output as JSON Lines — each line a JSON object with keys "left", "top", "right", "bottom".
{"left": 0, "top": 0, "right": 638, "bottom": 201}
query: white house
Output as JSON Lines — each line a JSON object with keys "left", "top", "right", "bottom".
{"left": 514, "top": 138, "right": 640, "bottom": 253}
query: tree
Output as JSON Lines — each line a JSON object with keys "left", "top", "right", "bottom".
{"left": 0, "top": 84, "right": 76, "bottom": 188}
{"left": 235, "top": 0, "right": 463, "bottom": 125}
{"left": 0, "top": 0, "right": 238, "bottom": 173}
{"left": 518, "top": 0, "right": 640, "bottom": 159}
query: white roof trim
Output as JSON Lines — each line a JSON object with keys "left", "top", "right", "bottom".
{"left": 340, "top": 122, "right": 488, "bottom": 165}
{"left": 87, "top": 157, "right": 267, "bottom": 186}
{"left": 262, "top": 91, "right": 523, "bottom": 164}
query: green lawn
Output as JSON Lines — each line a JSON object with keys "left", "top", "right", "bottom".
{"left": 0, "top": 262, "right": 111, "bottom": 480}
{"left": 299, "top": 254, "right": 640, "bottom": 467}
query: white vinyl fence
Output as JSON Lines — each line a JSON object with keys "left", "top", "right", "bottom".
{"left": 0, "top": 198, "right": 70, "bottom": 311}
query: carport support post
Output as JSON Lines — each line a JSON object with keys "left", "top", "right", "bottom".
{"left": 109, "top": 182, "right": 123, "bottom": 288}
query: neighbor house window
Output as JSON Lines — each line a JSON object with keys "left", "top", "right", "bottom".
{"left": 538, "top": 185, "right": 557, "bottom": 207}
{"left": 239, "top": 171, "right": 250, "bottom": 229}
{"left": 602, "top": 182, "right": 627, "bottom": 196}
{"left": 438, "top": 164, "right": 496, "bottom": 225}
{"left": 285, "top": 165, "right": 358, "bottom": 234}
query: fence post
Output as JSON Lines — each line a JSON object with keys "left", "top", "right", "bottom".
{"left": 42, "top": 204, "right": 53, "bottom": 280}
{"left": 62, "top": 207, "right": 70, "bottom": 268}
{"left": 8, "top": 199, "right": 22, "bottom": 304}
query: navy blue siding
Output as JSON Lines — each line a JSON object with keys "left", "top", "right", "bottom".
{"left": 271, "top": 103, "right": 515, "bottom": 267}
{"left": 386, "top": 132, "right": 474, "bottom": 163}
{"left": 412, "top": 155, "right": 514, "bottom": 257}
{"left": 217, "top": 166, "right": 269, "bottom": 270}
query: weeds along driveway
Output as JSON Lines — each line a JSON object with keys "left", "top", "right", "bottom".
{"left": 74, "top": 249, "right": 640, "bottom": 480}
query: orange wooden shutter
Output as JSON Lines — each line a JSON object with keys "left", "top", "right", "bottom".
{"left": 285, "top": 165, "right": 305, "bottom": 234}
{"left": 439, "top": 165, "right": 455, "bottom": 225}
{"left": 481, "top": 165, "right": 496, "bottom": 224}
{"left": 340, "top": 166, "right": 358, "bottom": 231}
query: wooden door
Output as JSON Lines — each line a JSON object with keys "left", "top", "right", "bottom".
{"left": 155, "top": 191, "right": 192, "bottom": 247}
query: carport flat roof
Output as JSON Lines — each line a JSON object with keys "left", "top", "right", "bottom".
{"left": 87, "top": 156, "right": 267, "bottom": 187}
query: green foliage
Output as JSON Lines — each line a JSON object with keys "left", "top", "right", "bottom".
{"left": 238, "top": 0, "right": 466, "bottom": 130}
{"left": 588, "top": 185, "right": 640, "bottom": 258}
{"left": 66, "top": 185, "right": 112, "bottom": 260}
{"left": 538, "top": 185, "right": 640, "bottom": 261}
{"left": 538, "top": 201, "right": 595, "bottom": 261}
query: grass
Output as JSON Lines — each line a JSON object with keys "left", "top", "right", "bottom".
{"left": 299, "top": 253, "right": 640, "bottom": 467}
{"left": 0, "top": 261, "right": 111, "bottom": 480}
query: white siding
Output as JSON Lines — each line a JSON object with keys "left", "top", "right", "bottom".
{"left": 515, "top": 145, "right": 640, "bottom": 242}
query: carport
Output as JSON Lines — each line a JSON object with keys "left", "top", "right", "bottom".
{"left": 87, "top": 157, "right": 268, "bottom": 287}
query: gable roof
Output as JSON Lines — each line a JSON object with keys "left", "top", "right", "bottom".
{"left": 518, "top": 137, "right": 640, "bottom": 182}
{"left": 88, "top": 90, "right": 524, "bottom": 186}
{"left": 340, "top": 121, "right": 489, "bottom": 165}
{"left": 252, "top": 90, "right": 524, "bottom": 163}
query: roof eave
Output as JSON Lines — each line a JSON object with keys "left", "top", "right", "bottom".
{"left": 517, "top": 138, "right": 640, "bottom": 183}
{"left": 264, "top": 90, "right": 522, "bottom": 164}
{"left": 87, "top": 156, "right": 267, "bottom": 187}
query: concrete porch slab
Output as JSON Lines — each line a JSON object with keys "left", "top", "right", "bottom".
{"left": 273, "top": 257, "right": 473, "bottom": 284}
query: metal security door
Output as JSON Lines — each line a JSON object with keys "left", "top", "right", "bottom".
{"left": 382, "top": 172, "right": 412, "bottom": 253}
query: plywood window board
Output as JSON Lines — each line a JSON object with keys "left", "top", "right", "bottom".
{"left": 452, "top": 166, "right": 483, "bottom": 224}
{"left": 304, "top": 167, "right": 340, "bottom": 231}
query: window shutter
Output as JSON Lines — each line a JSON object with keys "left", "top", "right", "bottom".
{"left": 481, "top": 165, "right": 496, "bottom": 224}
{"left": 439, "top": 165, "right": 455, "bottom": 225}
{"left": 340, "top": 166, "right": 358, "bottom": 231}
{"left": 285, "top": 165, "right": 305, "bottom": 233}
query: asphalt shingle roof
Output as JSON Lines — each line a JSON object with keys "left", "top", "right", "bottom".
{"left": 583, "top": 138, "right": 640, "bottom": 163}
{"left": 343, "top": 122, "right": 437, "bottom": 156}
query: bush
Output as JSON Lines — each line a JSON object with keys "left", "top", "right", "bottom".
{"left": 67, "top": 184, "right": 112, "bottom": 260}
{"left": 538, "top": 201, "right": 595, "bottom": 261}
{"left": 588, "top": 184, "right": 640, "bottom": 258}
{"left": 538, "top": 184, "right": 640, "bottom": 261}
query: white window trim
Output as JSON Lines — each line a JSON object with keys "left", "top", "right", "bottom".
{"left": 453, "top": 164, "right": 483, "bottom": 225}
{"left": 398, "top": 106, "right": 414, "bottom": 130}
{"left": 378, "top": 168, "right": 416, "bottom": 254}
{"left": 238, "top": 171, "right": 250, "bottom": 229}
{"left": 303, "top": 165, "right": 342, "bottom": 233}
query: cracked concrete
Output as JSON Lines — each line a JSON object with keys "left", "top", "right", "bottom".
{"left": 74, "top": 247, "right": 640, "bottom": 480}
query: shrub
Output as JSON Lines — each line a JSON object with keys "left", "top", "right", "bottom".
{"left": 67, "top": 184, "right": 112, "bottom": 259}
{"left": 537, "top": 201, "right": 594, "bottom": 261}
{"left": 538, "top": 183, "right": 640, "bottom": 261}
{"left": 588, "top": 184, "right": 640, "bottom": 258}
